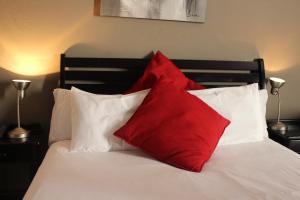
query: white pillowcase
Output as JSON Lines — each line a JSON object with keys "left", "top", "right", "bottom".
{"left": 189, "top": 83, "right": 265, "bottom": 145}
{"left": 70, "top": 87, "right": 148, "bottom": 152}
{"left": 49, "top": 89, "right": 72, "bottom": 144}
{"left": 48, "top": 89, "right": 116, "bottom": 144}
{"left": 259, "top": 89, "right": 268, "bottom": 138}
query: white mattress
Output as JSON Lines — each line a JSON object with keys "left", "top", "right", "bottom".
{"left": 25, "top": 139, "right": 300, "bottom": 200}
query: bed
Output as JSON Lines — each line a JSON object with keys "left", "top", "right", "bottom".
{"left": 24, "top": 54, "right": 300, "bottom": 200}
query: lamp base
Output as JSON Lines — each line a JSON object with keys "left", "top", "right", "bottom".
{"left": 8, "top": 127, "right": 29, "bottom": 139}
{"left": 271, "top": 121, "right": 288, "bottom": 134}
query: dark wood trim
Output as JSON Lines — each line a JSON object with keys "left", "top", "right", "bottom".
{"left": 60, "top": 54, "right": 66, "bottom": 89}
{"left": 63, "top": 57, "right": 260, "bottom": 71}
{"left": 94, "top": 0, "right": 101, "bottom": 16}
{"left": 64, "top": 71, "right": 259, "bottom": 83}
{"left": 172, "top": 60, "right": 259, "bottom": 70}
{"left": 255, "top": 58, "right": 266, "bottom": 89}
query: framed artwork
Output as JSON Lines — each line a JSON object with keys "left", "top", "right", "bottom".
{"left": 94, "top": 0, "right": 207, "bottom": 23}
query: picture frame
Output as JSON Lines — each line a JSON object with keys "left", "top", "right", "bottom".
{"left": 94, "top": 0, "right": 207, "bottom": 23}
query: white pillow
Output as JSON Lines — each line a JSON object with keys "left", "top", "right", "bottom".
{"left": 70, "top": 87, "right": 148, "bottom": 152}
{"left": 49, "top": 89, "right": 72, "bottom": 144}
{"left": 189, "top": 83, "right": 264, "bottom": 145}
{"left": 48, "top": 89, "right": 125, "bottom": 144}
{"left": 259, "top": 89, "right": 268, "bottom": 138}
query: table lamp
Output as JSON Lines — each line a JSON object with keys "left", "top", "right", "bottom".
{"left": 269, "top": 77, "right": 287, "bottom": 133}
{"left": 8, "top": 80, "right": 31, "bottom": 139}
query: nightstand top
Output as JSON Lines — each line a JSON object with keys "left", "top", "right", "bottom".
{"left": 0, "top": 124, "right": 42, "bottom": 145}
{"left": 0, "top": 135, "right": 40, "bottom": 145}
{"left": 268, "top": 119, "right": 300, "bottom": 140}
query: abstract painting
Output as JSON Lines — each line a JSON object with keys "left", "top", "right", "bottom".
{"left": 98, "top": 0, "right": 207, "bottom": 23}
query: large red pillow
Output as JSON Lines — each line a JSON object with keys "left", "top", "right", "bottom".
{"left": 125, "top": 51, "right": 204, "bottom": 93}
{"left": 114, "top": 79, "right": 230, "bottom": 172}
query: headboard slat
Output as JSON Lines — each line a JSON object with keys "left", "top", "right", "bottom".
{"left": 65, "top": 71, "right": 259, "bottom": 83}
{"left": 65, "top": 57, "right": 259, "bottom": 71}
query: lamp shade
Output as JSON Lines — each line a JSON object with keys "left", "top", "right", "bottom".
{"left": 269, "top": 77, "right": 285, "bottom": 89}
{"left": 269, "top": 77, "right": 285, "bottom": 95}
{"left": 12, "top": 80, "right": 31, "bottom": 90}
{"left": 12, "top": 80, "right": 31, "bottom": 99}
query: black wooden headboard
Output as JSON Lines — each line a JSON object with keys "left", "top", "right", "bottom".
{"left": 60, "top": 54, "right": 265, "bottom": 94}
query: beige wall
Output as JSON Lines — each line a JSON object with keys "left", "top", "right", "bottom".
{"left": 1, "top": 0, "right": 300, "bottom": 132}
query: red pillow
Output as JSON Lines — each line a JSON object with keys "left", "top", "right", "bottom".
{"left": 114, "top": 79, "right": 230, "bottom": 172}
{"left": 125, "top": 51, "right": 204, "bottom": 93}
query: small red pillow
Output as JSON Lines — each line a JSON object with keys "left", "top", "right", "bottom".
{"left": 115, "top": 79, "right": 230, "bottom": 172}
{"left": 125, "top": 51, "right": 204, "bottom": 93}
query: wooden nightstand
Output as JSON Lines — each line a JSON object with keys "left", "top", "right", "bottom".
{"left": 0, "top": 124, "right": 43, "bottom": 200}
{"left": 268, "top": 119, "right": 300, "bottom": 154}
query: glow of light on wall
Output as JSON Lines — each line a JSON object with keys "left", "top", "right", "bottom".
{"left": 5, "top": 54, "right": 57, "bottom": 76}
{"left": 0, "top": 11, "right": 91, "bottom": 76}
{"left": 8, "top": 54, "right": 58, "bottom": 76}
{"left": 264, "top": 59, "right": 291, "bottom": 73}
{"left": 257, "top": 34, "right": 299, "bottom": 73}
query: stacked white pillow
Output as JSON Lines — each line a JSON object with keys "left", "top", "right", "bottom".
{"left": 48, "top": 89, "right": 72, "bottom": 144}
{"left": 70, "top": 87, "right": 148, "bottom": 152}
{"left": 49, "top": 89, "right": 147, "bottom": 149}
{"left": 190, "top": 83, "right": 267, "bottom": 145}
{"left": 48, "top": 84, "right": 268, "bottom": 152}
{"left": 259, "top": 89, "right": 269, "bottom": 138}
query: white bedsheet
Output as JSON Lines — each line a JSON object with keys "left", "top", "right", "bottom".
{"left": 25, "top": 139, "right": 300, "bottom": 200}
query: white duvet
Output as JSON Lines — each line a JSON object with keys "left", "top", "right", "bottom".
{"left": 25, "top": 139, "right": 300, "bottom": 200}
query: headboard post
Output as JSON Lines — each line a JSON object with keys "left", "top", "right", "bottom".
{"left": 254, "top": 58, "right": 266, "bottom": 89}
{"left": 60, "top": 54, "right": 66, "bottom": 88}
